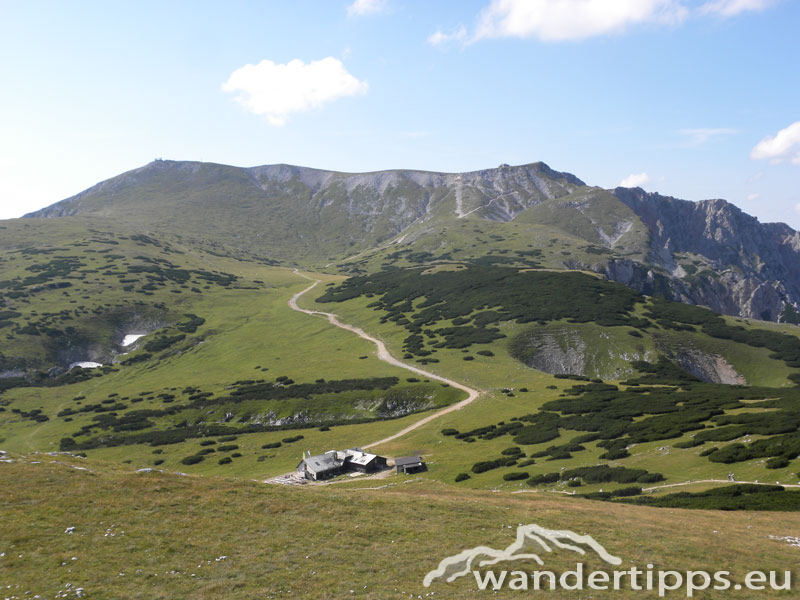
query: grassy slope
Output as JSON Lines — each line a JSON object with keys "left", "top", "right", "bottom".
{"left": 0, "top": 265, "right": 463, "bottom": 476}
{"left": 0, "top": 220, "right": 463, "bottom": 476}
{"left": 331, "top": 211, "right": 628, "bottom": 275}
{"left": 302, "top": 280, "right": 800, "bottom": 492}
{"left": 4, "top": 220, "right": 800, "bottom": 491}
{"left": 1, "top": 453, "right": 799, "bottom": 599}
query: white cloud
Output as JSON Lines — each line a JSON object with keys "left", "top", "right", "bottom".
{"left": 222, "top": 58, "right": 368, "bottom": 126}
{"left": 747, "top": 193, "right": 760, "bottom": 201}
{"left": 678, "top": 127, "right": 739, "bottom": 145}
{"left": 437, "top": 0, "right": 780, "bottom": 45}
{"left": 795, "top": 203, "right": 800, "bottom": 216}
{"left": 473, "top": 0, "right": 688, "bottom": 42}
{"left": 751, "top": 121, "right": 800, "bottom": 165}
{"left": 347, "top": 0, "right": 387, "bottom": 17}
{"left": 428, "top": 26, "right": 468, "bottom": 46}
{"left": 699, "top": 0, "right": 778, "bottom": 17}
{"left": 619, "top": 172, "right": 651, "bottom": 188}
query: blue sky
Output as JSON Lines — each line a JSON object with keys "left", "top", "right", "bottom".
{"left": 1, "top": 0, "right": 798, "bottom": 226}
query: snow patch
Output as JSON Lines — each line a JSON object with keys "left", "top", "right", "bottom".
{"left": 122, "top": 334, "right": 145, "bottom": 347}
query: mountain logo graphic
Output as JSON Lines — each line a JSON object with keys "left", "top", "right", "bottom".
{"left": 423, "top": 523, "right": 622, "bottom": 587}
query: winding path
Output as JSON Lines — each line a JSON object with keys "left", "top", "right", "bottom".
{"left": 288, "top": 270, "right": 481, "bottom": 449}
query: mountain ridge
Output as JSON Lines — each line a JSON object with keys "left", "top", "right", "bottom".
{"left": 21, "top": 158, "right": 800, "bottom": 323}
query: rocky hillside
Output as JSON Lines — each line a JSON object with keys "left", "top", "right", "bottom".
{"left": 609, "top": 187, "right": 800, "bottom": 322}
{"left": 24, "top": 159, "right": 584, "bottom": 264}
{"left": 24, "top": 159, "right": 800, "bottom": 322}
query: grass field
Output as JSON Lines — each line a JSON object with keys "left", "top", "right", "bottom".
{"left": 2, "top": 452, "right": 799, "bottom": 599}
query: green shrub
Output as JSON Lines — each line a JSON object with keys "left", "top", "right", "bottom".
{"left": 527, "top": 473, "right": 560, "bottom": 486}
{"left": 600, "top": 448, "right": 630, "bottom": 460}
{"left": 218, "top": 457, "right": 232, "bottom": 465}
{"left": 503, "top": 472, "right": 530, "bottom": 481}
{"left": 180, "top": 455, "right": 204, "bottom": 465}
{"left": 766, "top": 457, "right": 790, "bottom": 469}
{"left": 611, "top": 486, "right": 642, "bottom": 497}
{"left": 501, "top": 447, "right": 523, "bottom": 456}
{"left": 455, "top": 473, "right": 471, "bottom": 482}
{"left": 561, "top": 465, "right": 663, "bottom": 485}
{"left": 471, "top": 457, "right": 517, "bottom": 474}
{"left": 513, "top": 425, "right": 559, "bottom": 446}
{"left": 618, "top": 484, "right": 800, "bottom": 511}
{"left": 144, "top": 334, "right": 186, "bottom": 353}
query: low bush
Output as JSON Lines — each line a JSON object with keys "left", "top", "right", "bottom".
{"left": 527, "top": 473, "right": 560, "bottom": 486}
{"left": 599, "top": 448, "right": 630, "bottom": 460}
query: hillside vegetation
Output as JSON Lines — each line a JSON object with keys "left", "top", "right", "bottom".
{"left": 2, "top": 454, "right": 800, "bottom": 599}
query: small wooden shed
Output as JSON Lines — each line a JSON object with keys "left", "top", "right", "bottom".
{"left": 394, "top": 455, "right": 425, "bottom": 474}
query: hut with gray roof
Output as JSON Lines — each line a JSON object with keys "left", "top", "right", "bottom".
{"left": 296, "top": 448, "right": 387, "bottom": 481}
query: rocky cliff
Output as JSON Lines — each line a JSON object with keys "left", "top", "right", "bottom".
{"left": 609, "top": 187, "right": 800, "bottom": 322}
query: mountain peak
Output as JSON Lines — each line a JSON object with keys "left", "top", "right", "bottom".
{"left": 19, "top": 158, "right": 800, "bottom": 323}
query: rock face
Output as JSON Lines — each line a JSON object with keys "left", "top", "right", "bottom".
{"left": 611, "top": 187, "right": 800, "bottom": 322}
{"left": 510, "top": 326, "right": 746, "bottom": 384}
{"left": 670, "top": 349, "right": 746, "bottom": 385}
